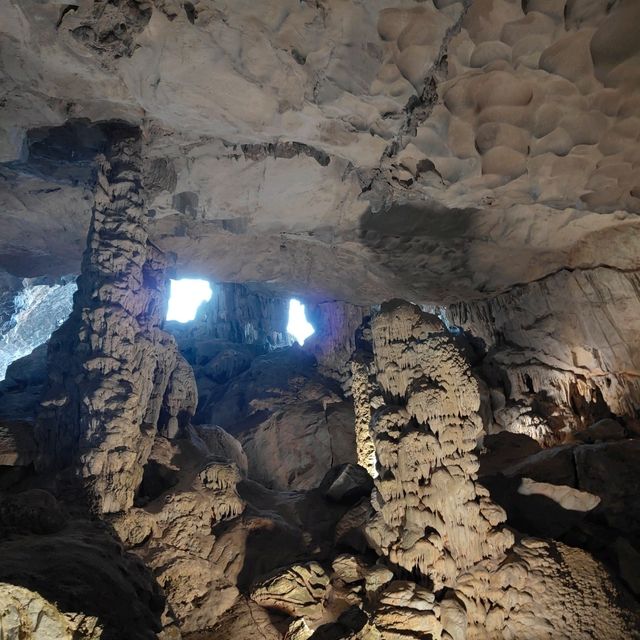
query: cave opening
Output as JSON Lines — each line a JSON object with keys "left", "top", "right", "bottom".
{"left": 166, "top": 278, "right": 213, "bottom": 323}
{"left": 286, "top": 299, "right": 315, "bottom": 345}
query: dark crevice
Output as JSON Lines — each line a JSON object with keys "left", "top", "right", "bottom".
{"left": 56, "top": 4, "right": 79, "bottom": 29}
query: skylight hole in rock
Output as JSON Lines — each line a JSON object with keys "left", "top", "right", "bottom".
{"left": 287, "top": 299, "right": 315, "bottom": 345}
{"left": 0, "top": 278, "right": 76, "bottom": 381}
{"left": 166, "top": 278, "right": 213, "bottom": 323}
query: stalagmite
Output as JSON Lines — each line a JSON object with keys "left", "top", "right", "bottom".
{"left": 350, "top": 358, "right": 377, "bottom": 477}
{"left": 364, "top": 300, "right": 639, "bottom": 639}
{"left": 366, "top": 301, "right": 513, "bottom": 589}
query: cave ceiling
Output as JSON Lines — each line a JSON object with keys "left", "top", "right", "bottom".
{"left": 1, "top": 0, "right": 639, "bottom": 304}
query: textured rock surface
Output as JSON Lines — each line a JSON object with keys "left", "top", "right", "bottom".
{"left": 446, "top": 267, "right": 640, "bottom": 436}
{"left": 360, "top": 301, "right": 640, "bottom": 638}
{"left": 0, "top": 277, "right": 76, "bottom": 381}
{"left": 0, "top": 583, "right": 102, "bottom": 640}
{"left": 1, "top": 0, "right": 639, "bottom": 306}
{"left": 179, "top": 341, "right": 357, "bottom": 491}
{"left": 1, "top": 0, "right": 640, "bottom": 636}
{"left": 35, "top": 127, "right": 196, "bottom": 513}
{"left": 365, "top": 301, "right": 513, "bottom": 588}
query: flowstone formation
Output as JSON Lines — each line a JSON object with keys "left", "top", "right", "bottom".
{"left": 366, "top": 301, "right": 513, "bottom": 588}
{"left": 361, "top": 300, "right": 639, "bottom": 639}
{"left": 35, "top": 126, "right": 196, "bottom": 514}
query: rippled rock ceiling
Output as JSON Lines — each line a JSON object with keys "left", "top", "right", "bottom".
{"left": 2, "top": 0, "right": 639, "bottom": 302}
{"left": 1, "top": 1, "right": 640, "bottom": 639}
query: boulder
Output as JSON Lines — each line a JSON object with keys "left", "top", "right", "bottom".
{"left": 320, "top": 464, "right": 374, "bottom": 505}
{"left": 574, "top": 418, "right": 626, "bottom": 444}
{"left": 250, "top": 562, "right": 330, "bottom": 620}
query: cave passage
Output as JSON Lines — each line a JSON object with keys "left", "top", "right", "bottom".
{"left": 287, "top": 299, "right": 315, "bottom": 345}
{"left": 166, "top": 278, "right": 213, "bottom": 322}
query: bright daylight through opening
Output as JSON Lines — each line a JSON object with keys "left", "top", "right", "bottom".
{"left": 287, "top": 299, "right": 315, "bottom": 345}
{"left": 166, "top": 278, "right": 213, "bottom": 323}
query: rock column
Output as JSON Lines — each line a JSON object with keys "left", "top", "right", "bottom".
{"left": 37, "top": 126, "right": 196, "bottom": 514}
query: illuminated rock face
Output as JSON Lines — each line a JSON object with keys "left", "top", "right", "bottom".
{"left": 365, "top": 301, "right": 513, "bottom": 589}
{"left": 362, "top": 301, "right": 639, "bottom": 639}
{"left": 446, "top": 267, "right": 640, "bottom": 437}
{"left": 35, "top": 128, "right": 196, "bottom": 514}
{"left": 0, "top": 278, "right": 76, "bottom": 382}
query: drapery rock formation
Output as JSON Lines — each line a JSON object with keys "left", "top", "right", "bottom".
{"left": 445, "top": 266, "right": 640, "bottom": 441}
{"left": 35, "top": 126, "right": 196, "bottom": 514}
{"left": 360, "top": 301, "right": 639, "bottom": 638}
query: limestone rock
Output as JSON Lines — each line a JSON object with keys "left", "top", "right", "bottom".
{"left": 0, "top": 583, "right": 102, "bottom": 640}
{"left": 320, "top": 464, "right": 374, "bottom": 505}
{"left": 0, "top": 419, "right": 36, "bottom": 466}
{"left": 365, "top": 302, "right": 513, "bottom": 589}
{"left": 207, "top": 598, "right": 282, "bottom": 640}
{"left": 372, "top": 581, "right": 442, "bottom": 639}
{"left": 251, "top": 562, "right": 330, "bottom": 620}
{"left": 3, "top": 1, "right": 640, "bottom": 307}
{"left": 331, "top": 555, "right": 393, "bottom": 598}
{"left": 0, "top": 518, "right": 165, "bottom": 639}
{"left": 446, "top": 268, "right": 640, "bottom": 432}
{"left": 35, "top": 128, "right": 196, "bottom": 514}
{"left": 574, "top": 418, "right": 626, "bottom": 444}
{"left": 194, "top": 424, "right": 248, "bottom": 475}
{"left": 518, "top": 477, "right": 601, "bottom": 512}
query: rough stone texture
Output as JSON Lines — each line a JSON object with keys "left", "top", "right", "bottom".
{"left": 169, "top": 282, "right": 291, "bottom": 349}
{"left": 365, "top": 301, "right": 513, "bottom": 589}
{"left": 35, "top": 128, "right": 196, "bottom": 514}
{"left": 0, "top": 277, "right": 76, "bottom": 381}
{"left": 1, "top": 0, "right": 640, "bottom": 636}
{"left": 250, "top": 562, "right": 330, "bottom": 620}
{"left": 446, "top": 267, "right": 640, "bottom": 437}
{"left": 183, "top": 343, "right": 357, "bottom": 491}
{"left": 304, "top": 301, "right": 370, "bottom": 388}
{"left": 350, "top": 358, "right": 378, "bottom": 477}
{"left": 2, "top": 0, "right": 640, "bottom": 308}
{"left": 241, "top": 398, "right": 357, "bottom": 491}
{"left": 0, "top": 583, "right": 102, "bottom": 640}
{"left": 111, "top": 432, "right": 247, "bottom": 634}
{"left": 361, "top": 301, "right": 640, "bottom": 638}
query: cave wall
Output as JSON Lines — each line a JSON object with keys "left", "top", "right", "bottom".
{"left": 445, "top": 266, "right": 640, "bottom": 438}
{"left": 182, "top": 282, "right": 291, "bottom": 349}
